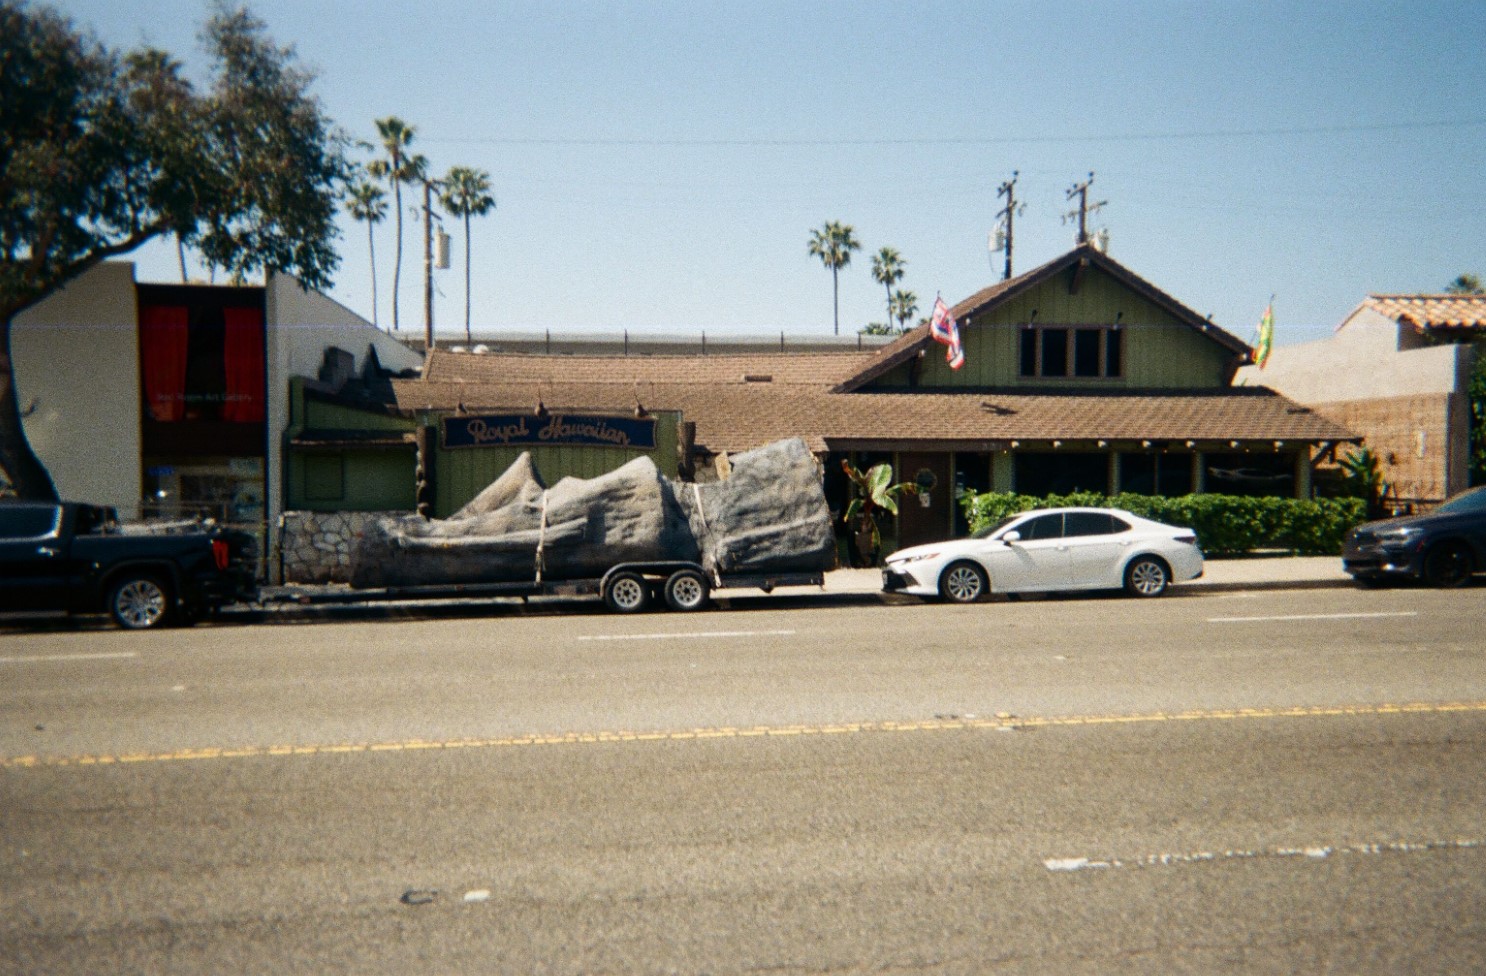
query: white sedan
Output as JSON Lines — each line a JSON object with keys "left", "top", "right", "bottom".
{"left": 882, "top": 507, "right": 1204, "bottom": 602}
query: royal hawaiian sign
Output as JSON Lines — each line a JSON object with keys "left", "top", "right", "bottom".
{"left": 441, "top": 412, "right": 657, "bottom": 450}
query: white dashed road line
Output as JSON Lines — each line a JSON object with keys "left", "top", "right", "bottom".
{"left": 0, "top": 652, "right": 138, "bottom": 664}
{"left": 578, "top": 629, "right": 797, "bottom": 642}
{"left": 1208, "top": 611, "right": 1418, "bottom": 624}
{"left": 1045, "top": 838, "right": 1483, "bottom": 872}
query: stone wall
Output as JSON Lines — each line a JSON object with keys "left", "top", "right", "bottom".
{"left": 279, "top": 511, "right": 407, "bottom": 583}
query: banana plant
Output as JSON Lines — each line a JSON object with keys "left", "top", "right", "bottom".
{"left": 841, "top": 460, "right": 918, "bottom": 564}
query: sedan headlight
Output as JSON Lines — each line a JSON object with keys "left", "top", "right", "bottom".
{"left": 1374, "top": 526, "right": 1423, "bottom": 543}
{"left": 892, "top": 551, "right": 941, "bottom": 565}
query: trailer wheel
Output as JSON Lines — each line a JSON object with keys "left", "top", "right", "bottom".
{"left": 663, "top": 569, "right": 710, "bottom": 612}
{"left": 603, "top": 571, "right": 650, "bottom": 613}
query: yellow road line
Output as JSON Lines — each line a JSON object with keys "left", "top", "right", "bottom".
{"left": 6, "top": 700, "right": 1486, "bottom": 770}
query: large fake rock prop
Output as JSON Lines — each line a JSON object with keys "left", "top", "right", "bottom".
{"left": 677, "top": 438, "right": 835, "bottom": 575}
{"left": 349, "top": 438, "right": 833, "bottom": 589}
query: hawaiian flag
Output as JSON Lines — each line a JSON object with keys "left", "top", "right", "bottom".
{"left": 930, "top": 296, "right": 965, "bottom": 370}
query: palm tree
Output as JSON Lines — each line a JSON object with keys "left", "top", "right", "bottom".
{"left": 372, "top": 116, "right": 418, "bottom": 330}
{"left": 439, "top": 166, "right": 496, "bottom": 343}
{"left": 807, "top": 220, "right": 861, "bottom": 335}
{"left": 871, "top": 247, "right": 906, "bottom": 330}
{"left": 345, "top": 179, "right": 387, "bottom": 328}
{"left": 890, "top": 289, "right": 918, "bottom": 332}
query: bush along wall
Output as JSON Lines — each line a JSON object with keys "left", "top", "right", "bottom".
{"left": 960, "top": 491, "right": 1368, "bottom": 557}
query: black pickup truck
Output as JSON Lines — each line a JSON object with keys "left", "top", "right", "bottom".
{"left": 0, "top": 502, "right": 258, "bottom": 629}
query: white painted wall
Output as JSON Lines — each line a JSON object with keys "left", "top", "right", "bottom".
{"left": 264, "top": 273, "right": 423, "bottom": 536}
{"left": 12, "top": 262, "right": 143, "bottom": 515}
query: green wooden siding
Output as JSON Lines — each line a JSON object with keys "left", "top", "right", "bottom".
{"left": 304, "top": 398, "right": 415, "bottom": 433}
{"left": 431, "top": 411, "right": 681, "bottom": 517}
{"left": 288, "top": 448, "right": 416, "bottom": 511}
{"left": 869, "top": 264, "right": 1237, "bottom": 391}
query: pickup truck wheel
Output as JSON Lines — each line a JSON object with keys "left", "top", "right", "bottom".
{"left": 663, "top": 569, "right": 710, "bottom": 612}
{"left": 108, "top": 574, "right": 173, "bottom": 630}
{"left": 603, "top": 571, "right": 650, "bottom": 614}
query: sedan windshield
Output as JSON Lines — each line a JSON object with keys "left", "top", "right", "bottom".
{"left": 971, "top": 516, "right": 1021, "bottom": 540}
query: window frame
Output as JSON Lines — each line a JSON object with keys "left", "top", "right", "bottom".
{"left": 1019, "top": 324, "right": 1125, "bottom": 380}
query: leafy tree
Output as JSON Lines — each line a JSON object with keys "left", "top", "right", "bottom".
{"left": 870, "top": 246, "right": 905, "bottom": 333}
{"left": 807, "top": 220, "right": 860, "bottom": 335}
{"left": 369, "top": 116, "right": 418, "bottom": 331}
{"left": 344, "top": 177, "right": 386, "bottom": 328}
{"left": 438, "top": 166, "right": 496, "bottom": 344}
{"left": 0, "top": 1, "right": 348, "bottom": 499}
{"left": 891, "top": 289, "right": 918, "bottom": 332}
{"left": 1445, "top": 273, "right": 1483, "bottom": 295}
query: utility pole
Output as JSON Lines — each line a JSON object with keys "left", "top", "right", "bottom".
{"left": 995, "top": 170, "right": 1023, "bottom": 280}
{"left": 1064, "top": 172, "right": 1106, "bottom": 245}
{"left": 421, "top": 178, "right": 447, "bottom": 353}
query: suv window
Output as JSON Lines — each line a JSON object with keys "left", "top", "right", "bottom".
{"left": 1017, "top": 514, "right": 1064, "bottom": 541}
{"left": 0, "top": 506, "right": 61, "bottom": 539}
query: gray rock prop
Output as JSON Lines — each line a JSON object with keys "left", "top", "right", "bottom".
{"left": 348, "top": 437, "right": 834, "bottom": 589}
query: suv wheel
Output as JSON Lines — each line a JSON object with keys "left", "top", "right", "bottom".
{"left": 1423, "top": 541, "right": 1473, "bottom": 588}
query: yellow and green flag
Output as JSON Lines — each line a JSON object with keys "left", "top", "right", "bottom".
{"left": 1254, "top": 300, "right": 1274, "bottom": 369}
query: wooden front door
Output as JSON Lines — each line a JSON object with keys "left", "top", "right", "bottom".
{"left": 895, "top": 452, "right": 953, "bottom": 550}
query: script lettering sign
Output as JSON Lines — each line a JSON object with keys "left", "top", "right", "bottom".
{"left": 442, "top": 413, "right": 657, "bottom": 450}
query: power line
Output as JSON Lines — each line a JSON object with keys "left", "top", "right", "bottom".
{"left": 422, "top": 117, "right": 1486, "bottom": 148}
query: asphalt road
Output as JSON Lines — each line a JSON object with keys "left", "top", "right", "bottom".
{"left": 2, "top": 583, "right": 1483, "bottom": 973}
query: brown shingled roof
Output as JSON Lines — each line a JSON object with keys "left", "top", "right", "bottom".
{"left": 422, "top": 348, "right": 876, "bottom": 388}
{"left": 1363, "top": 294, "right": 1486, "bottom": 333}
{"left": 392, "top": 378, "right": 1355, "bottom": 457}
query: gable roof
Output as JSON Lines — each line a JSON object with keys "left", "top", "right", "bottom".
{"left": 1360, "top": 294, "right": 1486, "bottom": 335}
{"left": 421, "top": 348, "right": 875, "bottom": 388}
{"left": 832, "top": 243, "right": 1251, "bottom": 392}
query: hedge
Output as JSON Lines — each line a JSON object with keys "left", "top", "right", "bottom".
{"left": 960, "top": 491, "right": 1367, "bottom": 556}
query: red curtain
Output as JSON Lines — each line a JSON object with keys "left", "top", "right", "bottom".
{"left": 222, "top": 306, "right": 265, "bottom": 423}
{"left": 139, "top": 305, "right": 189, "bottom": 422}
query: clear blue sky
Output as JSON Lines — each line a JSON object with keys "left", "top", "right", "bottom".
{"left": 56, "top": 0, "right": 1486, "bottom": 347}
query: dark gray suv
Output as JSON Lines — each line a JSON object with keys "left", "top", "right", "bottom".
{"left": 1342, "top": 485, "right": 1486, "bottom": 587}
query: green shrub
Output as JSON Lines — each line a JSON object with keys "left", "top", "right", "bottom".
{"left": 959, "top": 491, "right": 1366, "bottom": 556}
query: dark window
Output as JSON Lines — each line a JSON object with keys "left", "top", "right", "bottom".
{"left": 1014, "top": 452, "right": 1109, "bottom": 496}
{"left": 1063, "top": 512, "right": 1119, "bottom": 537}
{"left": 1074, "top": 329, "right": 1101, "bottom": 377}
{"left": 1106, "top": 328, "right": 1124, "bottom": 377}
{"left": 0, "top": 506, "right": 61, "bottom": 539}
{"left": 1119, "top": 453, "right": 1195, "bottom": 496}
{"left": 1041, "top": 328, "right": 1068, "bottom": 377}
{"left": 1205, "top": 453, "right": 1294, "bottom": 498}
{"left": 1020, "top": 328, "right": 1037, "bottom": 377}
{"left": 1017, "top": 513, "right": 1064, "bottom": 540}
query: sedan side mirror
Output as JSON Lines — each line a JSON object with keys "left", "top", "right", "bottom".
{"left": 1001, "top": 530, "right": 1022, "bottom": 544}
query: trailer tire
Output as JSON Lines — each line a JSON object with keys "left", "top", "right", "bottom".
{"left": 603, "top": 571, "right": 650, "bottom": 614}
{"left": 663, "top": 569, "right": 710, "bottom": 612}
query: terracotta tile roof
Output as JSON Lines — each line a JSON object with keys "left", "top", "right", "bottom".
{"left": 833, "top": 244, "right": 1250, "bottom": 391}
{"left": 392, "top": 378, "right": 1356, "bottom": 456}
{"left": 1363, "top": 294, "right": 1486, "bottom": 333}
{"left": 422, "top": 348, "right": 876, "bottom": 388}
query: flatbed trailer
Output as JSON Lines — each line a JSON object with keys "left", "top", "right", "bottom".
{"left": 261, "top": 561, "right": 825, "bottom": 615}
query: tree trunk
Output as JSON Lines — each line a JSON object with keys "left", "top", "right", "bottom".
{"left": 0, "top": 317, "right": 60, "bottom": 500}
{"left": 832, "top": 266, "right": 839, "bottom": 335}
{"left": 368, "top": 224, "right": 379, "bottom": 329}
{"left": 464, "top": 212, "right": 472, "bottom": 344}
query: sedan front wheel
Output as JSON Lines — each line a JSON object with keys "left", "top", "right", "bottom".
{"left": 939, "top": 561, "right": 988, "bottom": 604}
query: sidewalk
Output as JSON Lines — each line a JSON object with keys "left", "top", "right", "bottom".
{"left": 816, "top": 555, "right": 1351, "bottom": 596}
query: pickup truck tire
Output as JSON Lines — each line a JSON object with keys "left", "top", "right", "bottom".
{"left": 663, "top": 569, "right": 710, "bottom": 612}
{"left": 108, "top": 574, "right": 173, "bottom": 630}
{"left": 603, "top": 571, "right": 650, "bottom": 614}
